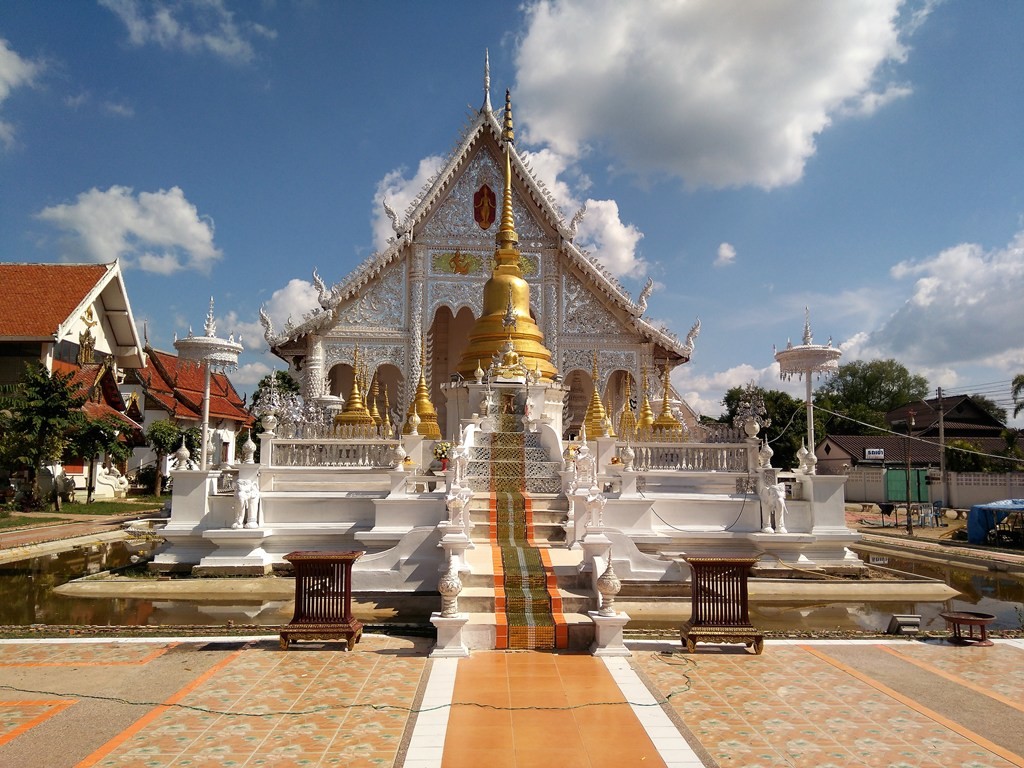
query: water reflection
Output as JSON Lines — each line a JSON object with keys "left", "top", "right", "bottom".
{"left": 1, "top": 542, "right": 1021, "bottom": 632}
{"left": 0, "top": 540, "right": 158, "bottom": 626}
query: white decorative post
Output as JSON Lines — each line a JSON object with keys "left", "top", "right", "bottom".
{"left": 774, "top": 308, "right": 841, "bottom": 473}
{"left": 174, "top": 298, "right": 243, "bottom": 471}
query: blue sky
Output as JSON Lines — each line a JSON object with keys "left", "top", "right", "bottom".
{"left": 2, "top": 1, "right": 1023, "bottom": 424}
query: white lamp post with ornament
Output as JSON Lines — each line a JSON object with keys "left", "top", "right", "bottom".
{"left": 174, "top": 298, "right": 244, "bottom": 471}
{"left": 774, "top": 308, "right": 841, "bottom": 474}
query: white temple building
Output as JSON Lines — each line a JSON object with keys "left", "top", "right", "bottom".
{"left": 156, "top": 64, "right": 862, "bottom": 652}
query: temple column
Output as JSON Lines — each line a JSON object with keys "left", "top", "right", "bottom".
{"left": 304, "top": 335, "right": 325, "bottom": 401}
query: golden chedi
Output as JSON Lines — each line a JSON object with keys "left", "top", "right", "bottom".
{"left": 403, "top": 345, "right": 441, "bottom": 439}
{"left": 456, "top": 90, "right": 557, "bottom": 382}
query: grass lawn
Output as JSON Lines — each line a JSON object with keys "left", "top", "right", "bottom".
{"left": 0, "top": 515, "right": 64, "bottom": 530}
{"left": 53, "top": 498, "right": 166, "bottom": 516}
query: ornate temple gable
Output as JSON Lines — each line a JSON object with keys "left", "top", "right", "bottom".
{"left": 331, "top": 260, "right": 406, "bottom": 331}
{"left": 419, "top": 147, "right": 552, "bottom": 246}
{"left": 561, "top": 271, "right": 630, "bottom": 337}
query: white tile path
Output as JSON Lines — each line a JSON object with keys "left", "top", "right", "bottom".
{"left": 400, "top": 656, "right": 458, "bottom": 768}
{"left": 602, "top": 655, "right": 707, "bottom": 768}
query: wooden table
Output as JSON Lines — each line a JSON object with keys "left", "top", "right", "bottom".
{"left": 939, "top": 610, "right": 995, "bottom": 647}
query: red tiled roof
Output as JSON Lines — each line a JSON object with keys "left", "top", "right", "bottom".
{"left": 0, "top": 263, "right": 110, "bottom": 339}
{"left": 133, "top": 346, "right": 252, "bottom": 426}
{"left": 50, "top": 359, "right": 143, "bottom": 434}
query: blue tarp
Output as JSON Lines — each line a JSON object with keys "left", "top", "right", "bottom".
{"left": 967, "top": 499, "right": 1024, "bottom": 543}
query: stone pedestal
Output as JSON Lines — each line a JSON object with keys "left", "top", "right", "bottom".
{"left": 589, "top": 611, "right": 631, "bottom": 657}
{"left": 439, "top": 527, "right": 472, "bottom": 574}
{"left": 430, "top": 613, "right": 470, "bottom": 657}
{"left": 196, "top": 528, "right": 272, "bottom": 575}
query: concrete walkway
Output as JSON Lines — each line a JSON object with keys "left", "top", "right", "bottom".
{"left": 0, "top": 635, "right": 1022, "bottom": 767}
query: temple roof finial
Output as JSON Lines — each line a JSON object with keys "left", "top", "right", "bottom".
{"left": 204, "top": 297, "right": 216, "bottom": 337}
{"left": 803, "top": 306, "right": 813, "bottom": 346}
{"left": 482, "top": 49, "right": 492, "bottom": 113}
{"left": 496, "top": 90, "right": 518, "bottom": 251}
{"left": 502, "top": 88, "right": 514, "bottom": 145}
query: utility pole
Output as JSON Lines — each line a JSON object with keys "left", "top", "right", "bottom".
{"left": 905, "top": 410, "right": 916, "bottom": 536}
{"left": 937, "top": 387, "right": 948, "bottom": 507}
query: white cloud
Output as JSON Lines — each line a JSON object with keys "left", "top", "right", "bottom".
{"left": 673, "top": 361, "right": 786, "bottom": 420}
{"left": 36, "top": 185, "right": 222, "bottom": 273}
{"left": 260, "top": 278, "right": 321, "bottom": 333}
{"left": 715, "top": 242, "right": 736, "bottom": 267}
{"left": 868, "top": 231, "right": 1024, "bottom": 366}
{"left": 230, "top": 361, "right": 272, "bottom": 389}
{"left": 100, "top": 0, "right": 276, "bottom": 65}
{"left": 371, "top": 155, "right": 444, "bottom": 252}
{"left": 575, "top": 199, "right": 646, "bottom": 278}
{"left": 516, "top": 0, "right": 913, "bottom": 189}
{"left": 521, "top": 148, "right": 646, "bottom": 279}
{"left": 0, "top": 37, "right": 43, "bottom": 148}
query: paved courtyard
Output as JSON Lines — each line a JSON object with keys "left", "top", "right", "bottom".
{"left": 0, "top": 634, "right": 1021, "bottom": 767}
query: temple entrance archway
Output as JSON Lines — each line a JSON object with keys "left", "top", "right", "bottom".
{"left": 327, "top": 364, "right": 353, "bottom": 399}
{"left": 375, "top": 364, "right": 403, "bottom": 431}
{"left": 562, "top": 368, "right": 593, "bottom": 439}
{"left": 429, "top": 305, "right": 476, "bottom": 437}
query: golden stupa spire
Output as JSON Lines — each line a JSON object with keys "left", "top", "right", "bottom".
{"left": 455, "top": 90, "right": 557, "bottom": 381}
{"left": 583, "top": 351, "right": 607, "bottom": 438}
{"left": 382, "top": 384, "right": 393, "bottom": 437}
{"left": 652, "top": 360, "right": 683, "bottom": 440}
{"left": 368, "top": 372, "right": 382, "bottom": 427}
{"left": 335, "top": 345, "right": 375, "bottom": 432}
{"left": 637, "top": 363, "right": 656, "bottom": 436}
{"left": 403, "top": 342, "right": 441, "bottom": 439}
{"left": 618, "top": 373, "right": 637, "bottom": 441}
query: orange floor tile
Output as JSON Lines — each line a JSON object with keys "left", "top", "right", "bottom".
{"left": 442, "top": 652, "right": 666, "bottom": 768}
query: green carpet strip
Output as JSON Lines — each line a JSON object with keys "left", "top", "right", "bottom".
{"left": 489, "top": 412, "right": 556, "bottom": 649}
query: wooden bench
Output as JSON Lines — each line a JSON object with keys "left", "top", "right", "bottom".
{"left": 280, "top": 551, "right": 363, "bottom": 650}
{"left": 681, "top": 557, "right": 763, "bottom": 654}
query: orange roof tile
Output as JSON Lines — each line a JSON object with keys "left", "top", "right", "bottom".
{"left": 0, "top": 263, "right": 111, "bottom": 339}
{"left": 132, "top": 346, "right": 252, "bottom": 426}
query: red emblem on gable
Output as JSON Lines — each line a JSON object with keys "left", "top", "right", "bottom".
{"left": 474, "top": 184, "right": 496, "bottom": 230}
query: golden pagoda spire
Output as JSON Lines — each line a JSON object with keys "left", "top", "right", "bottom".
{"left": 455, "top": 90, "right": 557, "bottom": 381}
{"left": 652, "top": 360, "right": 683, "bottom": 440}
{"left": 382, "top": 384, "right": 393, "bottom": 437}
{"left": 403, "top": 342, "right": 441, "bottom": 439}
{"left": 637, "top": 363, "right": 656, "bottom": 436}
{"left": 583, "top": 351, "right": 607, "bottom": 438}
{"left": 368, "top": 372, "right": 382, "bottom": 427}
{"left": 618, "top": 373, "right": 637, "bottom": 441}
{"left": 604, "top": 395, "right": 616, "bottom": 438}
{"left": 335, "top": 345, "right": 375, "bottom": 432}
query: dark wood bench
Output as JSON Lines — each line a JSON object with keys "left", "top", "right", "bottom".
{"left": 681, "top": 556, "right": 763, "bottom": 654}
{"left": 280, "top": 551, "right": 363, "bottom": 650}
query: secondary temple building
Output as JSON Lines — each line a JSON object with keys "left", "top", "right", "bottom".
{"left": 157, "top": 69, "right": 861, "bottom": 653}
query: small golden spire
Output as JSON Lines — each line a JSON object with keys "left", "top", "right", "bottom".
{"left": 403, "top": 341, "right": 441, "bottom": 438}
{"left": 638, "top": 363, "right": 656, "bottom": 435}
{"left": 368, "top": 372, "right": 382, "bottom": 427}
{"left": 335, "top": 345, "right": 375, "bottom": 432}
{"left": 604, "top": 395, "right": 616, "bottom": 438}
{"left": 583, "top": 351, "right": 607, "bottom": 438}
{"left": 652, "top": 361, "right": 683, "bottom": 440}
{"left": 382, "top": 384, "right": 393, "bottom": 437}
{"left": 618, "top": 373, "right": 637, "bottom": 442}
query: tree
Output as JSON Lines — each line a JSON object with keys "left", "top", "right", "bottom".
{"left": 145, "top": 419, "right": 182, "bottom": 496}
{"left": 720, "top": 386, "right": 807, "bottom": 469}
{"left": 1013, "top": 374, "right": 1024, "bottom": 418}
{"left": 3, "top": 365, "right": 85, "bottom": 510}
{"left": 68, "top": 416, "right": 133, "bottom": 504}
{"left": 970, "top": 393, "right": 1008, "bottom": 426}
{"left": 945, "top": 438, "right": 989, "bottom": 473}
{"left": 814, "top": 359, "right": 929, "bottom": 437}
